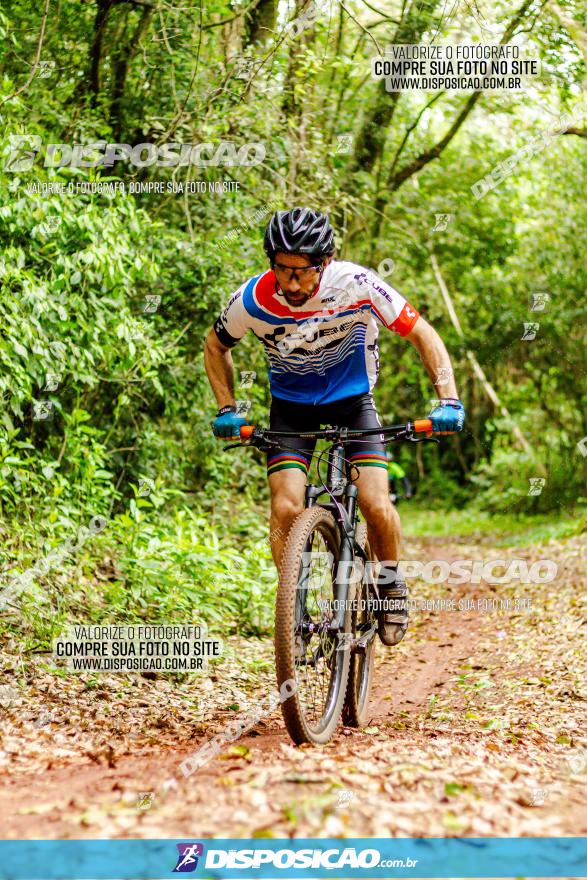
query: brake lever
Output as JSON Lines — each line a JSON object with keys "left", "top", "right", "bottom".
{"left": 408, "top": 433, "right": 440, "bottom": 444}
{"left": 257, "top": 440, "right": 282, "bottom": 452}
{"left": 386, "top": 429, "right": 408, "bottom": 443}
{"left": 223, "top": 435, "right": 282, "bottom": 452}
{"left": 399, "top": 426, "right": 437, "bottom": 443}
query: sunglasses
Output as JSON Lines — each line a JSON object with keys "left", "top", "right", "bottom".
{"left": 273, "top": 261, "right": 324, "bottom": 282}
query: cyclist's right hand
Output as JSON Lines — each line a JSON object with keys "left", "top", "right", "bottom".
{"left": 212, "top": 405, "right": 250, "bottom": 439}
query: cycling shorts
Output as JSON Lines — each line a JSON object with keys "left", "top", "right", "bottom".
{"left": 266, "top": 392, "right": 387, "bottom": 478}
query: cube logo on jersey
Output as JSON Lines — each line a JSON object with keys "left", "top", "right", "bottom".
{"left": 173, "top": 842, "right": 205, "bottom": 872}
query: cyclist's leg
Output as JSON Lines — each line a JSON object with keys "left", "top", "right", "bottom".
{"left": 267, "top": 397, "right": 317, "bottom": 569}
{"left": 342, "top": 393, "right": 400, "bottom": 562}
{"left": 268, "top": 470, "right": 307, "bottom": 568}
{"left": 355, "top": 466, "right": 401, "bottom": 565}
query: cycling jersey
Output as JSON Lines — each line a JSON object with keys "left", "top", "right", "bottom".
{"left": 213, "top": 260, "right": 420, "bottom": 406}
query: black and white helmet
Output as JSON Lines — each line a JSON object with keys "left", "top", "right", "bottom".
{"left": 264, "top": 208, "right": 335, "bottom": 262}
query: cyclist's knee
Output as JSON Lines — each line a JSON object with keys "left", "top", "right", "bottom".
{"left": 271, "top": 494, "right": 304, "bottom": 524}
{"left": 360, "top": 493, "right": 397, "bottom": 524}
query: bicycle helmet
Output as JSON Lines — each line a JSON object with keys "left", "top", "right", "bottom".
{"left": 264, "top": 208, "right": 335, "bottom": 262}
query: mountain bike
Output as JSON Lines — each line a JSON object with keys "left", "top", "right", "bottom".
{"left": 225, "top": 419, "right": 438, "bottom": 746}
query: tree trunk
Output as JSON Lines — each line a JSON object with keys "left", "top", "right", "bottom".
{"left": 110, "top": 6, "right": 153, "bottom": 140}
{"left": 245, "top": 0, "right": 277, "bottom": 45}
{"left": 88, "top": 0, "right": 114, "bottom": 104}
{"left": 347, "top": 0, "right": 441, "bottom": 177}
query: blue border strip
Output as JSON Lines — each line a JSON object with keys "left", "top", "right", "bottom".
{"left": 0, "top": 838, "right": 585, "bottom": 879}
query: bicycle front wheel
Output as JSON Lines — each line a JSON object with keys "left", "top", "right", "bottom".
{"left": 275, "top": 505, "right": 351, "bottom": 745}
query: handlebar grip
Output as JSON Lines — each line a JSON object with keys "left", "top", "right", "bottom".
{"left": 240, "top": 425, "right": 255, "bottom": 440}
{"left": 413, "top": 418, "right": 433, "bottom": 433}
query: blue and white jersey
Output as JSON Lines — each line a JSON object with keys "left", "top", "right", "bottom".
{"left": 213, "top": 260, "right": 420, "bottom": 405}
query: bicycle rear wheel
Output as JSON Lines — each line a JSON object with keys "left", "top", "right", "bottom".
{"left": 275, "top": 505, "right": 351, "bottom": 745}
{"left": 342, "top": 523, "right": 377, "bottom": 727}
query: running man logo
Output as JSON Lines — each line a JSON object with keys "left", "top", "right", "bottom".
{"left": 43, "top": 373, "right": 62, "bottom": 392}
{"left": 37, "top": 60, "right": 55, "bottom": 79}
{"left": 335, "top": 134, "right": 353, "bottom": 154}
{"left": 33, "top": 400, "right": 54, "bottom": 421}
{"left": 173, "top": 843, "right": 205, "bottom": 873}
{"left": 527, "top": 477, "right": 545, "bottom": 496}
{"left": 143, "top": 294, "right": 161, "bottom": 314}
{"left": 521, "top": 322, "right": 539, "bottom": 341}
{"left": 433, "top": 213, "right": 452, "bottom": 231}
{"left": 530, "top": 292, "right": 550, "bottom": 312}
{"left": 435, "top": 367, "right": 453, "bottom": 386}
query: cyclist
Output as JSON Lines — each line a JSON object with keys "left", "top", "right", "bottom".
{"left": 204, "top": 207, "right": 464, "bottom": 647}
{"left": 386, "top": 451, "right": 413, "bottom": 504}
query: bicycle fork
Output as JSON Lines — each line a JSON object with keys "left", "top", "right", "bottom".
{"left": 302, "top": 441, "right": 365, "bottom": 635}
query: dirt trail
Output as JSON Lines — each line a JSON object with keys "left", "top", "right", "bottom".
{"left": 0, "top": 535, "right": 585, "bottom": 839}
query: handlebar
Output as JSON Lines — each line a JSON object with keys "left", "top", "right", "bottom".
{"left": 240, "top": 419, "right": 433, "bottom": 442}
{"left": 224, "top": 419, "right": 436, "bottom": 451}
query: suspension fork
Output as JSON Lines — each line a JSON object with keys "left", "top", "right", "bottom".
{"left": 330, "top": 482, "right": 359, "bottom": 631}
{"left": 302, "top": 440, "right": 359, "bottom": 632}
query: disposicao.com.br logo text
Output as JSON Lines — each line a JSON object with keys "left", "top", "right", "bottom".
{"left": 200, "top": 846, "right": 418, "bottom": 870}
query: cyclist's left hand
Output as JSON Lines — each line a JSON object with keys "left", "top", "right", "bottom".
{"left": 212, "top": 405, "right": 251, "bottom": 440}
{"left": 428, "top": 398, "right": 465, "bottom": 434}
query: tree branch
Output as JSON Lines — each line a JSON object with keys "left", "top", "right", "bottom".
{"left": 88, "top": 0, "right": 114, "bottom": 100}
{"left": 0, "top": 0, "right": 51, "bottom": 108}
{"left": 201, "top": 0, "right": 263, "bottom": 30}
{"left": 357, "top": 0, "right": 400, "bottom": 23}
{"left": 389, "top": 91, "right": 482, "bottom": 190}
{"left": 115, "top": 0, "right": 155, "bottom": 8}
{"left": 562, "top": 126, "right": 587, "bottom": 138}
{"left": 387, "top": 91, "right": 445, "bottom": 180}
{"left": 339, "top": 1, "right": 383, "bottom": 55}
{"left": 387, "top": 0, "right": 537, "bottom": 191}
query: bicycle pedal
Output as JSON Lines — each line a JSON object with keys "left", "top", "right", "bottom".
{"left": 356, "top": 626, "right": 377, "bottom": 651}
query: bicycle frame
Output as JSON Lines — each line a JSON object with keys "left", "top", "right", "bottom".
{"left": 304, "top": 439, "right": 361, "bottom": 633}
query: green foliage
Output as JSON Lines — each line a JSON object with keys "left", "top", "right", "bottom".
{"left": 0, "top": 0, "right": 585, "bottom": 650}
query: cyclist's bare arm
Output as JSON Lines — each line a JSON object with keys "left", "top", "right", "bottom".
{"left": 204, "top": 328, "right": 237, "bottom": 409}
{"left": 405, "top": 316, "right": 459, "bottom": 399}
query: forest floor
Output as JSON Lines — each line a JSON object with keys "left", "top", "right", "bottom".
{"left": 0, "top": 529, "right": 585, "bottom": 840}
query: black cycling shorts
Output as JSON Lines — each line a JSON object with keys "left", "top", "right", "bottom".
{"left": 267, "top": 392, "right": 387, "bottom": 478}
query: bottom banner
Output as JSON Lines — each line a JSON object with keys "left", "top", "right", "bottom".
{"left": 0, "top": 837, "right": 585, "bottom": 879}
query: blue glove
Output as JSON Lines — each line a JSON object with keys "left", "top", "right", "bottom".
{"left": 428, "top": 398, "right": 465, "bottom": 434}
{"left": 212, "top": 405, "right": 250, "bottom": 440}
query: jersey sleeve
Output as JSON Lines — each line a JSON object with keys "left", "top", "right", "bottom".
{"left": 213, "top": 284, "right": 250, "bottom": 348}
{"left": 362, "top": 270, "right": 420, "bottom": 336}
